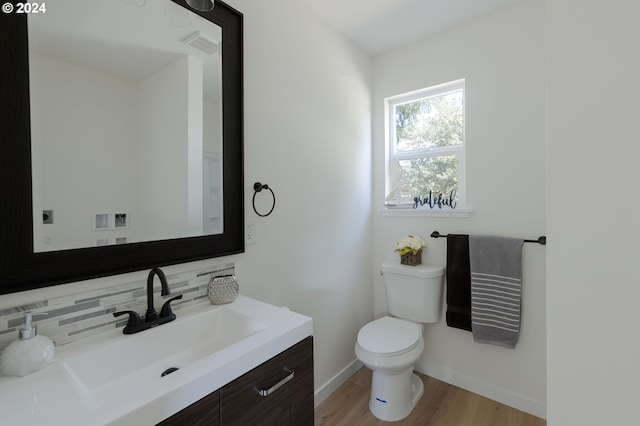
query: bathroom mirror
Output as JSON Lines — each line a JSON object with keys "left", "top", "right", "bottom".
{"left": 0, "top": 0, "right": 244, "bottom": 294}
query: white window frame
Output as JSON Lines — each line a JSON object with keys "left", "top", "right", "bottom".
{"left": 383, "top": 79, "right": 469, "bottom": 215}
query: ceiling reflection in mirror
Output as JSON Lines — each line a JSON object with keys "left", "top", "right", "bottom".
{"left": 28, "top": 0, "right": 223, "bottom": 252}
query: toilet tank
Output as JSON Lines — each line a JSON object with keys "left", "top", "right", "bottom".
{"left": 381, "top": 261, "right": 445, "bottom": 323}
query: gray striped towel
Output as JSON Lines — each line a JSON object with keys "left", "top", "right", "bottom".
{"left": 469, "top": 235, "right": 524, "bottom": 349}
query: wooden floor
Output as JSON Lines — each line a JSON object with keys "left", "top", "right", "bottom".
{"left": 315, "top": 368, "right": 546, "bottom": 426}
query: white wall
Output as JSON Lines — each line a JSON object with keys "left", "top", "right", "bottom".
{"left": 546, "top": 1, "right": 640, "bottom": 424}
{"left": 225, "top": 0, "right": 373, "bottom": 401}
{"left": 372, "top": 0, "right": 547, "bottom": 417}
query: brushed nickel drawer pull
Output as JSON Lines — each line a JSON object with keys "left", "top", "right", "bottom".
{"left": 256, "top": 367, "right": 295, "bottom": 397}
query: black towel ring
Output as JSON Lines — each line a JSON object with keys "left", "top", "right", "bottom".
{"left": 252, "top": 182, "right": 276, "bottom": 217}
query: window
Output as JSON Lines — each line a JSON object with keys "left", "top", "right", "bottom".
{"left": 385, "top": 79, "right": 465, "bottom": 211}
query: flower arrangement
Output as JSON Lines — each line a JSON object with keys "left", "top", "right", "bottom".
{"left": 395, "top": 235, "right": 426, "bottom": 265}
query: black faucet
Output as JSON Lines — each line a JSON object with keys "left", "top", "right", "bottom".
{"left": 113, "top": 267, "right": 183, "bottom": 334}
{"left": 146, "top": 267, "right": 169, "bottom": 322}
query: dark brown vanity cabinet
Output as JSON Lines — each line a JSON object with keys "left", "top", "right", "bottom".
{"left": 159, "top": 336, "right": 314, "bottom": 426}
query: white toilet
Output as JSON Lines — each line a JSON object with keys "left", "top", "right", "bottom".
{"left": 355, "top": 261, "right": 445, "bottom": 422}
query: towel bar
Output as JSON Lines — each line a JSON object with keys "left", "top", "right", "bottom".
{"left": 430, "top": 231, "right": 546, "bottom": 245}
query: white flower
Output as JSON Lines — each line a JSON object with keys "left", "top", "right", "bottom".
{"left": 395, "top": 235, "right": 426, "bottom": 255}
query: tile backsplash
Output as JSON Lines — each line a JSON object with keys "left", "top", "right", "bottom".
{"left": 0, "top": 263, "right": 235, "bottom": 353}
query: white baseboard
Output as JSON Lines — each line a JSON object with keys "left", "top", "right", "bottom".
{"left": 314, "top": 359, "right": 363, "bottom": 407}
{"left": 417, "top": 361, "right": 547, "bottom": 420}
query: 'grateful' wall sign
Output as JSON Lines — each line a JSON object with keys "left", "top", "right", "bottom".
{"left": 413, "top": 190, "right": 457, "bottom": 209}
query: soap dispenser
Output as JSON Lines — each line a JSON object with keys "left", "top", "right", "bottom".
{"left": 0, "top": 312, "right": 55, "bottom": 377}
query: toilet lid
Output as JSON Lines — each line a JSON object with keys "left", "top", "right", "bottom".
{"left": 357, "top": 317, "right": 421, "bottom": 355}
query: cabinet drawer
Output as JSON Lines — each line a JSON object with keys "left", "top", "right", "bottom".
{"left": 221, "top": 336, "right": 314, "bottom": 426}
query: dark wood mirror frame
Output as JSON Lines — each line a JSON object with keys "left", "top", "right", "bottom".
{"left": 0, "top": 0, "right": 244, "bottom": 295}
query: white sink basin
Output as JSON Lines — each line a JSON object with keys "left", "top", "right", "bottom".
{"left": 62, "top": 306, "right": 267, "bottom": 394}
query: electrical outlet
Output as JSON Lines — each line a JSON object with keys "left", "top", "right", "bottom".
{"left": 246, "top": 221, "right": 256, "bottom": 245}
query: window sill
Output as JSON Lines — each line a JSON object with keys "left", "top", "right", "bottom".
{"left": 379, "top": 207, "right": 473, "bottom": 218}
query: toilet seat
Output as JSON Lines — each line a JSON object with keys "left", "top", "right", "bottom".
{"left": 357, "top": 316, "right": 421, "bottom": 356}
